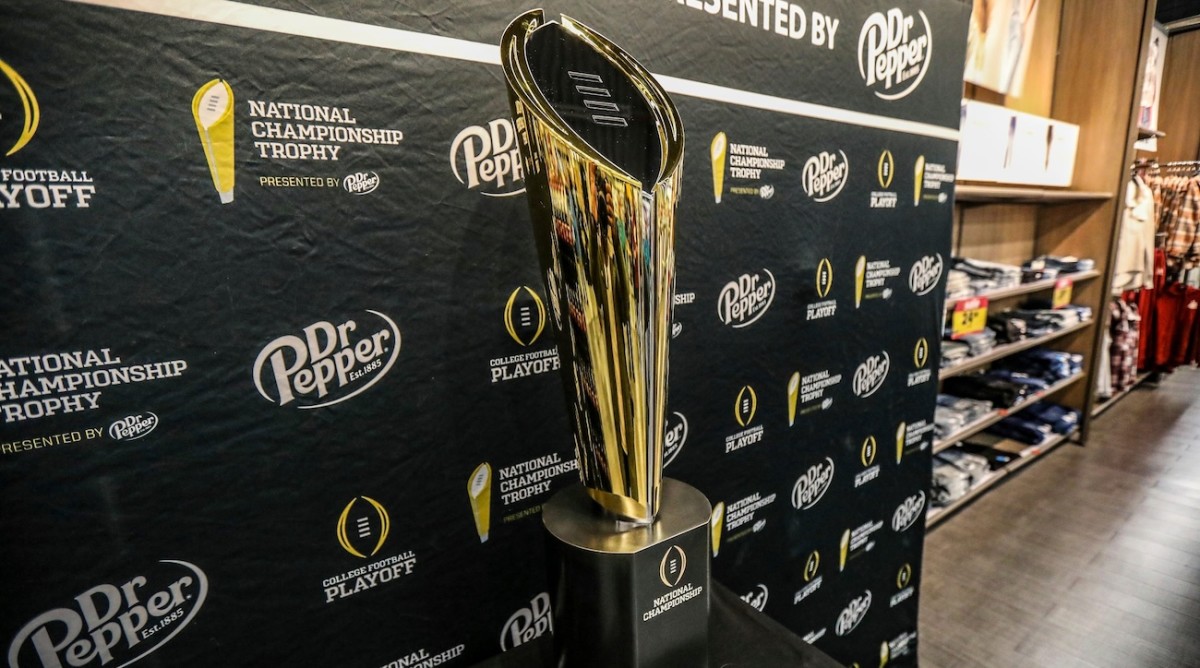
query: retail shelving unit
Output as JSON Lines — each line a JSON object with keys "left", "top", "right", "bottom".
{"left": 934, "top": 372, "right": 1085, "bottom": 453}
{"left": 943, "top": 269, "right": 1100, "bottom": 308}
{"left": 939, "top": 320, "right": 1094, "bottom": 379}
{"left": 953, "top": 186, "right": 1113, "bottom": 204}
{"left": 927, "top": 427, "right": 1077, "bottom": 527}
{"left": 931, "top": 0, "right": 1159, "bottom": 528}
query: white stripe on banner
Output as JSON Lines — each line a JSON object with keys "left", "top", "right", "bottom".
{"left": 70, "top": 0, "right": 960, "bottom": 142}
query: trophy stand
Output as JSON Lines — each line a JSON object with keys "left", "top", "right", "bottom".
{"left": 543, "top": 479, "right": 711, "bottom": 668}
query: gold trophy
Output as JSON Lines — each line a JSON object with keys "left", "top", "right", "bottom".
{"left": 192, "top": 79, "right": 236, "bottom": 204}
{"left": 839, "top": 528, "right": 851, "bottom": 572}
{"left": 896, "top": 421, "right": 907, "bottom": 464}
{"left": 710, "top": 132, "right": 727, "bottom": 203}
{"left": 855, "top": 256, "right": 867, "bottom": 308}
{"left": 787, "top": 371, "right": 800, "bottom": 427}
{"left": 467, "top": 462, "right": 492, "bottom": 543}
{"left": 502, "top": 10, "right": 710, "bottom": 666}
{"left": 913, "top": 155, "right": 926, "bottom": 206}
{"left": 710, "top": 501, "right": 725, "bottom": 557}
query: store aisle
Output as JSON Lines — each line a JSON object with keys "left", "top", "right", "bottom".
{"left": 920, "top": 368, "right": 1200, "bottom": 667}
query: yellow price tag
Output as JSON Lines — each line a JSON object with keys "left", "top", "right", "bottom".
{"left": 951, "top": 297, "right": 988, "bottom": 339}
{"left": 1052, "top": 277, "right": 1073, "bottom": 309}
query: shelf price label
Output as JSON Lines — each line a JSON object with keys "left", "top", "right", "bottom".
{"left": 951, "top": 297, "right": 988, "bottom": 339}
{"left": 1052, "top": 277, "right": 1073, "bottom": 309}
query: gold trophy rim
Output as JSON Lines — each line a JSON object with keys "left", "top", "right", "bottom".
{"left": 499, "top": 8, "right": 685, "bottom": 189}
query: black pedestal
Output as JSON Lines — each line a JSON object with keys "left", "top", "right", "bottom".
{"left": 542, "top": 478, "right": 712, "bottom": 668}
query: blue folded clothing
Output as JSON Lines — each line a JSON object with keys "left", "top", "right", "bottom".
{"left": 984, "top": 370, "right": 1050, "bottom": 392}
{"left": 995, "top": 348, "right": 1082, "bottom": 381}
{"left": 1022, "top": 402, "right": 1080, "bottom": 434}
{"left": 986, "top": 415, "right": 1051, "bottom": 445}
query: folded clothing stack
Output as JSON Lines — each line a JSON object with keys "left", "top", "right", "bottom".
{"left": 985, "top": 369, "right": 1050, "bottom": 393}
{"left": 934, "top": 394, "right": 993, "bottom": 437}
{"left": 957, "top": 329, "right": 997, "bottom": 357}
{"left": 988, "top": 311, "right": 1030, "bottom": 343}
{"left": 991, "top": 348, "right": 1083, "bottom": 382}
{"left": 953, "top": 257, "right": 1022, "bottom": 293}
{"left": 956, "top": 442, "right": 1017, "bottom": 469}
{"left": 1015, "top": 306, "right": 1080, "bottom": 327}
{"left": 941, "top": 340, "right": 970, "bottom": 368}
{"left": 1024, "top": 255, "right": 1096, "bottom": 276}
{"left": 945, "top": 269, "right": 972, "bottom": 300}
{"left": 941, "top": 373, "right": 1032, "bottom": 408}
{"left": 1021, "top": 299, "right": 1094, "bottom": 322}
{"left": 983, "top": 400, "right": 1080, "bottom": 444}
{"left": 1021, "top": 401, "right": 1081, "bottom": 435}
{"left": 985, "top": 414, "right": 1052, "bottom": 445}
{"left": 932, "top": 449, "right": 992, "bottom": 505}
{"left": 987, "top": 302, "right": 1092, "bottom": 343}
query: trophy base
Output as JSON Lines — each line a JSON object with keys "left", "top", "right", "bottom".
{"left": 542, "top": 478, "right": 711, "bottom": 668}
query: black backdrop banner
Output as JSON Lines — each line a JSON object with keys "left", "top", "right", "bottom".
{"left": 0, "top": 1, "right": 967, "bottom": 667}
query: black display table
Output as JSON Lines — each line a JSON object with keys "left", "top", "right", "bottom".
{"left": 470, "top": 580, "right": 842, "bottom": 668}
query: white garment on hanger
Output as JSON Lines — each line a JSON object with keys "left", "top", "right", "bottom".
{"left": 1112, "top": 176, "right": 1155, "bottom": 292}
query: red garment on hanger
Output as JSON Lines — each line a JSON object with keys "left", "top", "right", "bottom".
{"left": 1153, "top": 281, "right": 1200, "bottom": 369}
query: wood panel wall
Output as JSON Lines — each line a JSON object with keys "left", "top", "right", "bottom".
{"left": 1156, "top": 29, "right": 1200, "bottom": 162}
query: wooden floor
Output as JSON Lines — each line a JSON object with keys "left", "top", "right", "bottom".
{"left": 920, "top": 367, "right": 1200, "bottom": 668}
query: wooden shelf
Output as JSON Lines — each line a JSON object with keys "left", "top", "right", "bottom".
{"left": 926, "top": 427, "right": 1076, "bottom": 528}
{"left": 940, "top": 319, "right": 1095, "bottom": 379}
{"left": 954, "top": 184, "right": 1114, "bottom": 204}
{"left": 934, "top": 372, "right": 1084, "bottom": 453}
{"left": 944, "top": 269, "right": 1101, "bottom": 310}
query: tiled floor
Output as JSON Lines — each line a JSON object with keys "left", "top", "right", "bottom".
{"left": 920, "top": 367, "right": 1200, "bottom": 667}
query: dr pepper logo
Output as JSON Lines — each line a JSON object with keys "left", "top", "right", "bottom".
{"left": 451, "top": 118, "right": 524, "bottom": 197}
{"left": 7, "top": 560, "right": 208, "bottom": 668}
{"left": 253, "top": 310, "right": 400, "bottom": 408}
{"left": 857, "top": 8, "right": 932, "bottom": 100}
{"left": 718, "top": 269, "right": 776, "bottom": 328}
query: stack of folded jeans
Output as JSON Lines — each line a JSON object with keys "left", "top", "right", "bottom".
{"left": 957, "top": 442, "right": 1017, "bottom": 469}
{"left": 988, "top": 312, "right": 1030, "bottom": 343}
{"left": 1024, "top": 255, "right": 1095, "bottom": 276}
{"left": 957, "top": 329, "right": 997, "bottom": 357}
{"left": 946, "top": 269, "right": 972, "bottom": 300}
{"left": 1021, "top": 299, "right": 1094, "bottom": 323}
{"left": 985, "top": 369, "right": 1050, "bottom": 393}
{"left": 940, "top": 340, "right": 970, "bottom": 368}
{"left": 1021, "top": 264, "right": 1059, "bottom": 282}
{"left": 934, "top": 394, "right": 994, "bottom": 437}
{"left": 941, "top": 373, "right": 1032, "bottom": 408}
{"left": 932, "top": 449, "right": 992, "bottom": 504}
{"left": 992, "top": 348, "right": 1083, "bottom": 382}
{"left": 1022, "top": 401, "right": 1081, "bottom": 434}
{"left": 953, "top": 257, "right": 1022, "bottom": 293}
{"left": 1008, "top": 307, "right": 1081, "bottom": 330}
{"left": 985, "top": 414, "right": 1052, "bottom": 444}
